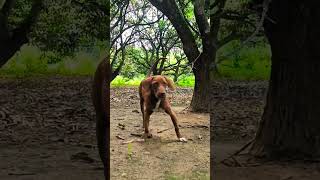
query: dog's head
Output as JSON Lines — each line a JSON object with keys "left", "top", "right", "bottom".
{"left": 150, "top": 75, "right": 175, "bottom": 99}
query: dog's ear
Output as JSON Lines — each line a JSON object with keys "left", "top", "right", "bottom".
{"left": 163, "top": 76, "right": 175, "bottom": 91}
{"left": 140, "top": 77, "right": 153, "bottom": 93}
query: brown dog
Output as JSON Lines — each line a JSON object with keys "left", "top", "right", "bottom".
{"left": 139, "top": 75, "right": 187, "bottom": 142}
{"left": 92, "top": 55, "right": 110, "bottom": 179}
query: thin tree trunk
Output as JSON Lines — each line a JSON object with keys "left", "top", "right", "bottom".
{"left": 173, "top": 60, "right": 181, "bottom": 82}
{"left": 158, "top": 56, "right": 166, "bottom": 75}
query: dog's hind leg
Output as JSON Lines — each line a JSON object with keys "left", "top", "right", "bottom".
{"left": 140, "top": 98, "right": 144, "bottom": 128}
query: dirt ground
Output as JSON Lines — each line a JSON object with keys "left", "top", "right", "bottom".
{"left": 0, "top": 76, "right": 210, "bottom": 180}
{"left": 0, "top": 77, "right": 104, "bottom": 180}
{"left": 110, "top": 87, "right": 209, "bottom": 180}
{"left": 1, "top": 77, "right": 320, "bottom": 180}
{"left": 210, "top": 81, "right": 320, "bottom": 180}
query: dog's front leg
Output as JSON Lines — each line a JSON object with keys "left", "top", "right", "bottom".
{"left": 162, "top": 100, "right": 187, "bottom": 142}
{"left": 143, "top": 110, "right": 153, "bottom": 138}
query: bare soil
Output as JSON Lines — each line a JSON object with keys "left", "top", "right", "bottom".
{"left": 0, "top": 77, "right": 104, "bottom": 180}
{"left": 210, "top": 80, "right": 320, "bottom": 180}
{"left": 110, "top": 87, "right": 209, "bottom": 180}
{"left": 1, "top": 77, "right": 319, "bottom": 180}
{"left": 0, "top": 76, "right": 210, "bottom": 180}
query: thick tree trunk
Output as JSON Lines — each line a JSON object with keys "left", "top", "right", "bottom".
{"left": 190, "top": 51, "right": 215, "bottom": 112}
{"left": 0, "top": 39, "right": 28, "bottom": 68}
{"left": 0, "top": 21, "right": 26, "bottom": 67}
{"left": 0, "top": 0, "right": 43, "bottom": 68}
{"left": 250, "top": 1, "right": 320, "bottom": 158}
{"left": 251, "top": 60, "right": 320, "bottom": 158}
{"left": 92, "top": 56, "right": 110, "bottom": 179}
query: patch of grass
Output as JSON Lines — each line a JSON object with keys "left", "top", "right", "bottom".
{"left": 127, "top": 143, "right": 133, "bottom": 160}
{"left": 1, "top": 46, "right": 47, "bottom": 77}
{"left": 0, "top": 45, "right": 102, "bottom": 77}
{"left": 218, "top": 44, "right": 271, "bottom": 80}
{"left": 176, "top": 74, "right": 195, "bottom": 87}
{"left": 111, "top": 75, "right": 145, "bottom": 87}
{"left": 111, "top": 75, "right": 195, "bottom": 87}
{"left": 1, "top": 43, "right": 271, "bottom": 81}
{"left": 216, "top": 42, "right": 271, "bottom": 80}
{"left": 50, "top": 52, "right": 99, "bottom": 75}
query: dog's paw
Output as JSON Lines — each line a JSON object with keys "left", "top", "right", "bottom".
{"left": 179, "top": 137, "right": 188, "bottom": 142}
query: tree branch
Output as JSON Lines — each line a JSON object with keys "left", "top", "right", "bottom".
{"left": 12, "top": 0, "right": 43, "bottom": 44}
{"left": 71, "top": 0, "right": 109, "bottom": 16}
{"left": 217, "top": 0, "right": 273, "bottom": 60}
{"left": 209, "top": 0, "right": 227, "bottom": 41}
{"left": 217, "top": 31, "right": 241, "bottom": 48}
{"left": 148, "top": 0, "right": 200, "bottom": 63}
{"left": 193, "top": 0, "right": 210, "bottom": 40}
{"left": 0, "top": 0, "right": 16, "bottom": 28}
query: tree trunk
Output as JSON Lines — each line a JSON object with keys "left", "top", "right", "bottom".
{"left": 173, "top": 60, "right": 181, "bottom": 82}
{"left": 0, "top": 22, "right": 26, "bottom": 67}
{"left": 92, "top": 56, "right": 110, "bottom": 178}
{"left": 0, "top": 42, "right": 15, "bottom": 67}
{"left": 190, "top": 51, "right": 215, "bottom": 112}
{"left": 250, "top": 1, "right": 320, "bottom": 158}
{"left": 158, "top": 57, "right": 166, "bottom": 75}
{"left": 0, "top": 0, "right": 43, "bottom": 68}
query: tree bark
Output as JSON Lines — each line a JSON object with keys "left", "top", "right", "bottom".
{"left": 173, "top": 60, "right": 181, "bottom": 82}
{"left": 0, "top": 0, "right": 42, "bottom": 68}
{"left": 0, "top": 40, "right": 26, "bottom": 67}
{"left": 250, "top": 1, "right": 320, "bottom": 158}
{"left": 191, "top": 49, "right": 215, "bottom": 112}
{"left": 92, "top": 55, "right": 110, "bottom": 179}
{"left": 148, "top": 0, "right": 218, "bottom": 112}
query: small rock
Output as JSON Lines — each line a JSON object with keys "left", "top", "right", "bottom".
{"left": 132, "top": 110, "right": 140, "bottom": 113}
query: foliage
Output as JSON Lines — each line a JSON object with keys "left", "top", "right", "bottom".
{"left": 33, "top": 0, "right": 108, "bottom": 56}
{"left": 1, "top": 0, "right": 271, "bottom": 84}
{"left": 3, "top": 0, "right": 109, "bottom": 57}
{"left": 0, "top": 43, "right": 271, "bottom": 81}
{"left": 216, "top": 40, "right": 271, "bottom": 80}
{"left": 176, "top": 75, "right": 195, "bottom": 87}
{"left": 0, "top": 45, "right": 100, "bottom": 77}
